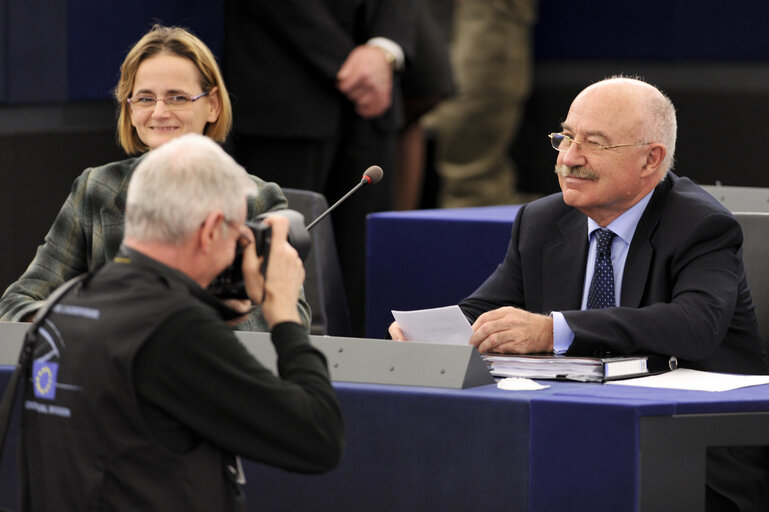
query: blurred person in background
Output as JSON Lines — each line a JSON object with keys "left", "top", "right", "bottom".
{"left": 424, "top": 0, "right": 539, "bottom": 208}
{"left": 224, "top": 0, "right": 416, "bottom": 336}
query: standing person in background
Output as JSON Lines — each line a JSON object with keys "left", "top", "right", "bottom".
{"left": 224, "top": 0, "right": 416, "bottom": 337}
{"left": 0, "top": 25, "right": 311, "bottom": 332}
{"left": 424, "top": 0, "right": 539, "bottom": 208}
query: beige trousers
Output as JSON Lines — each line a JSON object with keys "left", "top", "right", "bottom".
{"left": 424, "top": 0, "right": 538, "bottom": 207}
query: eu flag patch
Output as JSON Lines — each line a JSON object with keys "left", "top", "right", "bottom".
{"left": 33, "top": 360, "right": 58, "bottom": 400}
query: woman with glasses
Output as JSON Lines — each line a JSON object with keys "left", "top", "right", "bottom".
{"left": 0, "top": 25, "right": 310, "bottom": 332}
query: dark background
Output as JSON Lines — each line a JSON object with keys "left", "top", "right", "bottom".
{"left": 2, "top": 0, "right": 769, "bottom": 293}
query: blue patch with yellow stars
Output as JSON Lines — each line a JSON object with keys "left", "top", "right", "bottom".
{"left": 33, "top": 360, "right": 58, "bottom": 400}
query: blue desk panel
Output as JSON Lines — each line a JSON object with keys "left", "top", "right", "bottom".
{"left": 242, "top": 380, "right": 769, "bottom": 512}
{"left": 2, "top": 365, "right": 769, "bottom": 511}
{"left": 366, "top": 206, "right": 520, "bottom": 338}
{"left": 243, "top": 382, "right": 530, "bottom": 512}
{"left": 529, "top": 383, "right": 769, "bottom": 511}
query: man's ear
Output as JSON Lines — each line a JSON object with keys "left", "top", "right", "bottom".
{"left": 199, "top": 211, "right": 224, "bottom": 253}
{"left": 641, "top": 144, "right": 666, "bottom": 176}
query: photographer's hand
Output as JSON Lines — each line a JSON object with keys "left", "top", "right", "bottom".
{"left": 242, "top": 215, "right": 305, "bottom": 329}
{"left": 221, "top": 298, "right": 254, "bottom": 326}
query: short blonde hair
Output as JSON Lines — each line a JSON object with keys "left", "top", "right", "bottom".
{"left": 114, "top": 25, "right": 233, "bottom": 154}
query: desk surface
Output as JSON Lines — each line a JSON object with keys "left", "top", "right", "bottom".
{"left": 332, "top": 378, "right": 769, "bottom": 414}
{"left": 3, "top": 315, "right": 769, "bottom": 512}
{"left": 3, "top": 363, "right": 769, "bottom": 511}
{"left": 243, "top": 379, "right": 769, "bottom": 512}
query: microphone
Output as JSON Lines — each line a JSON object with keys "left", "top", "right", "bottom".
{"left": 305, "top": 165, "right": 384, "bottom": 231}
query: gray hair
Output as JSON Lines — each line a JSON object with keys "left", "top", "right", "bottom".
{"left": 642, "top": 88, "right": 677, "bottom": 173}
{"left": 601, "top": 74, "right": 677, "bottom": 172}
{"left": 125, "top": 134, "right": 258, "bottom": 244}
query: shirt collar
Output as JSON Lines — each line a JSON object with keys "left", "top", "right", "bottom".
{"left": 586, "top": 189, "right": 654, "bottom": 245}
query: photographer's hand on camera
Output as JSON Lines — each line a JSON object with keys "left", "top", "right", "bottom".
{"left": 221, "top": 298, "right": 254, "bottom": 325}
{"left": 242, "top": 215, "right": 305, "bottom": 329}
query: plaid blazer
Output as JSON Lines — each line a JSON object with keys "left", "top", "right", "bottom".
{"left": 0, "top": 155, "right": 310, "bottom": 332}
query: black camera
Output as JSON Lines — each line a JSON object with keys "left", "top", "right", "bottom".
{"left": 208, "top": 209, "right": 310, "bottom": 299}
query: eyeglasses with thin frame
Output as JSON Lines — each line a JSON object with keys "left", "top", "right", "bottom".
{"left": 127, "top": 91, "right": 210, "bottom": 110}
{"left": 548, "top": 132, "right": 652, "bottom": 156}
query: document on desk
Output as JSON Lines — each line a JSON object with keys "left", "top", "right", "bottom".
{"left": 391, "top": 305, "right": 473, "bottom": 345}
{"left": 606, "top": 368, "right": 769, "bottom": 392}
{"left": 483, "top": 353, "right": 674, "bottom": 382}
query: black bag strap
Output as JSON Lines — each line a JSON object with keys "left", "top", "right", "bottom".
{"left": 0, "top": 274, "right": 88, "bottom": 461}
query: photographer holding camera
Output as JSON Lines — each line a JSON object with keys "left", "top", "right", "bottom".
{"left": 20, "top": 134, "right": 344, "bottom": 511}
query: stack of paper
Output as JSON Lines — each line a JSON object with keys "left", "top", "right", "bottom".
{"left": 483, "top": 354, "right": 673, "bottom": 382}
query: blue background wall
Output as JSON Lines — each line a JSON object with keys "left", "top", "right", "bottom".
{"left": 534, "top": 2, "right": 769, "bottom": 61}
{"left": 1, "top": 0, "right": 223, "bottom": 103}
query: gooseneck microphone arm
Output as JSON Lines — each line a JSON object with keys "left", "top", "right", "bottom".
{"left": 305, "top": 165, "right": 384, "bottom": 231}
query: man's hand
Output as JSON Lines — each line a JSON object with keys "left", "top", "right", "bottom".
{"left": 388, "top": 321, "right": 406, "bottom": 341}
{"left": 242, "top": 215, "right": 305, "bottom": 328}
{"left": 469, "top": 307, "right": 554, "bottom": 354}
{"left": 336, "top": 45, "right": 393, "bottom": 119}
{"left": 221, "top": 298, "right": 254, "bottom": 326}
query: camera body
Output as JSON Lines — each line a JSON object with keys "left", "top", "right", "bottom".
{"left": 208, "top": 209, "right": 310, "bottom": 300}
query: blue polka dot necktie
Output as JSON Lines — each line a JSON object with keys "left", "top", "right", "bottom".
{"left": 587, "top": 229, "right": 617, "bottom": 309}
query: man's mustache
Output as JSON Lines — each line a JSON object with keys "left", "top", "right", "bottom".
{"left": 554, "top": 164, "right": 598, "bottom": 180}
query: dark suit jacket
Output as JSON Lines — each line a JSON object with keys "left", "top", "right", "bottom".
{"left": 224, "top": 0, "right": 416, "bottom": 138}
{"left": 461, "top": 173, "right": 769, "bottom": 375}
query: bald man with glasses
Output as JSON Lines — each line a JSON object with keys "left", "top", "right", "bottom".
{"left": 391, "top": 76, "right": 769, "bottom": 511}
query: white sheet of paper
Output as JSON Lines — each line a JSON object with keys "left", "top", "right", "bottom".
{"left": 391, "top": 305, "right": 473, "bottom": 345}
{"left": 606, "top": 368, "right": 769, "bottom": 392}
{"left": 497, "top": 377, "right": 550, "bottom": 391}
